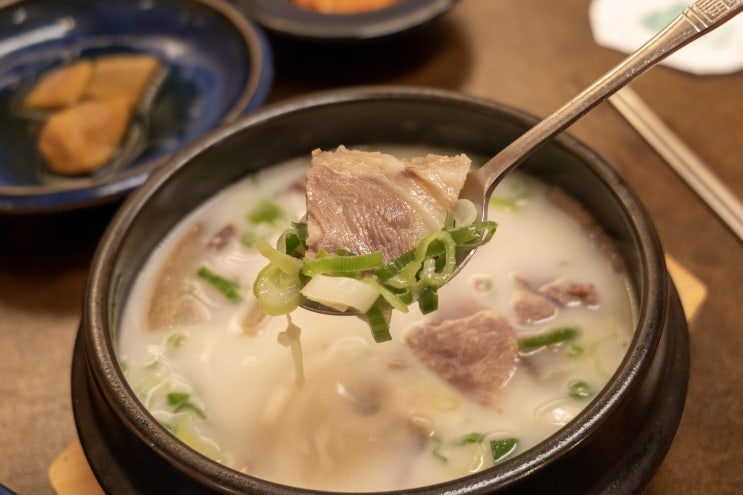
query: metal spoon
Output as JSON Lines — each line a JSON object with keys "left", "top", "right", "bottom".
{"left": 453, "top": 0, "right": 743, "bottom": 275}
{"left": 302, "top": 0, "right": 743, "bottom": 314}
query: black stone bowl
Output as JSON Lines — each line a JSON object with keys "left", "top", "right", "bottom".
{"left": 73, "top": 87, "right": 688, "bottom": 494}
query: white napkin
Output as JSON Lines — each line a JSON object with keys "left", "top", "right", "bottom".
{"left": 589, "top": 0, "right": 743, "bottom": 75}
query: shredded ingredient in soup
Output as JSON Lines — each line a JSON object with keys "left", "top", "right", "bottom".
{"left": 118, "top": 148, "right": 635, "bottom": 491}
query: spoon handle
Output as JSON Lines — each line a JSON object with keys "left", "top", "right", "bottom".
{"left": 472, "top": 0, "right": 743, "bottom": 196}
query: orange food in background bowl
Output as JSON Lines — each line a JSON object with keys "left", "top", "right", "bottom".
{"left": 23, "top": 54, "right": 162, "bottom": 176}
{"left": 292, "top": 0, "right": 399, "bottom": 14}
{"left": 23, "top": 60, "right": 94, "bottom": 110}
{"left": 37, "top": 98, "right": 132, "bottom": 175}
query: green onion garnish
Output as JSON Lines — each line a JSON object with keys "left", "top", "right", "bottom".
{"left": 253, "top": 264, "right": 301, "bottom": 316}
{"left": 166, "top": 333, "right": 187, "bottom": 348}
{"left": 253, "top": 207, "right": 498, "bottom": 342}
{"left": 166, "top": 392, "right": 207, "bottom": 420}
{"left": 518, "top": 327, "right": 579, "bottom": 352}
{"left": 417, "top": 285, "right": 439, "bottom": 314}
{"left": 490, "top": 438, "right": 518, "bottom": 464}
{"left": 197, "top": 266, "right": 242, "bottom": 302}
{"left": 247, "top": 199, "right": 284, "bottom": 224}
{"left": 568, "top": 380, "right": 595, "bottom": 400}
{"left": 454, "top": 432, "right": 486, "bottom": 446}
{"left": 303, "top": 251, "right": 384, "bottom": 276}
{"left": 363, "top": 302, "right": 392, "bottom": 343}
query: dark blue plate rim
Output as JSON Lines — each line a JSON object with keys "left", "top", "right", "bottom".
{"left": 0, "top": 0, "right": 274, "bottom": 215}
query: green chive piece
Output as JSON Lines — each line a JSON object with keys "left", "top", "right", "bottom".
{"left": 568, "top": 380, "right": 595, "bottom": 400}
{"left": 253, "top": 264, "right": 301, "bottom": 316}
{"left": 252, "top": 208, "right": 499, "bottom": 343}
{"left": 364, "top": 303, "right": 392, "bottom": 343}
{"left": 166, "top": 392, "right": 207, "bottom": 420}
{"left": 432, "top": 448, "right": 448, "bottom": 463}
{"left": 303, "top": 251, "right": 384, "bottom": 277}
{"left": 291, "top": 221, "right": 308, "bottom": 242}
{"left": 490, "top": 438, "right": 518, "bottom": 464}
{"left": 431, "top": 435, "right": 448, "bottom": 463}
{"left": 166, "top": 333, "right": 187, "bottom": 349}
{"left": 197, "top": 266, "right": 242, "bottom": 302}
{"left": 518, "top": 327, "right": 579, "bottom": 352}
{"left": 240, "top": 232, "right": 260, "bottom": 247}
{"left": 566, "top": 344, "right": 584, "bottom": 358}
{"left": 247, "top": 199, "right": 283, "bottom": 224}
{"left": 418, "top": 285, "right": 439, "bottom": 314}
{"left": 454, "top": 432, "right": 486, "bottom": 446}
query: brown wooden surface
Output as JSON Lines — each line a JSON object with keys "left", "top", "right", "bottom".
{"left": 1, "top": 1, "right": 741, "bottom": 493}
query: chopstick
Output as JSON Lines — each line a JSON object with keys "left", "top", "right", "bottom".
{"left": 609, "top": 87, "right": 743, "bottom": 243}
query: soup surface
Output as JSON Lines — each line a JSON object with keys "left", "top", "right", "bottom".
{"left": 118, "top": 148, "right": 635, "bottom": 491}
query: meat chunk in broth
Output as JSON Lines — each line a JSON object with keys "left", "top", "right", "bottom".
{"left": 146, "top": 224, "right": 211, "bottom": 331}
{"left": 539, "top": 278, "right": 598, "bottom": 307}
{"left": 305, "top": 146, "right": 470, "bottom": 261}
{"left": 405, "top": 310, "right": 518, "bottom": 406}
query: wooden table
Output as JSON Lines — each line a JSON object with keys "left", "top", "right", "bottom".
{"left": 1, "top": 1, "right": 741, "bottom": 493}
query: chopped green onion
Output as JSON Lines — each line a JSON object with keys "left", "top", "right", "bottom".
{"left": 197, "top": 266, "right": 242, "bottom": 302}
{"left": 303, "top": 251, "right": 384, "bottom": 276}
{"left": 362, "top": 277, "right": 410, "bottom": 313}
{"left": 252, "top": 208, "right": 498, "bottom": 342}
{"left": 416, "top": 231, "right": 456, "bottom": 287}
{"left": 363, "top": 302, "right": 392, "bottom": 343}
{"left": 566, "top": 344, "right": 584, "bottom": 358}
{"left": 375, "top": 250, "right": 416, "bottom": 281}
{"left": 490, "top": 438, "right": 518, "bottom": 464}
{"left": 454, "top": 432, "right": 486, "bottom": 446}
{"left": 240, "top": 232, "right": 260, "bottom": 247}
{"left": 277, "top": 221, "right": 308, "bottom": 256}
{"left": 417, "top": 285, "right": 439, "bottom": 314}
{"left": 166, "top": 333, "right": 187, "bottom": 348}
{"left": 291, "top": 221, "right": 308, "bottom": 242}
{"left": 448, "top": 220, "right": 498, "bottom": 247}
{"left": 256, "top": 239, "right": 302, "bottom": 276}
{"left": 518, "top": 327, "right": 579, "bottom": 352}
{"left": 247, "top": 199, "right": 284, "bottom": 224}
{"left": 568, "top": 380, "right": 595, "bottom": 400}
{"left": 253, "top": 264, "right": 301, "bottom": 315}
{"left": 432, "top": 448, "right": 448, "bottom": 463}
{"left": 167, "top": 392, "right": 207, "bottom": 420}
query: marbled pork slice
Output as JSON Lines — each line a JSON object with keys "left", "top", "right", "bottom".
{"left": 305, "top": 146, "right": 471, "bottom": 261}
{"left": 405, "top": 309, "right": 518, "bottom": 406}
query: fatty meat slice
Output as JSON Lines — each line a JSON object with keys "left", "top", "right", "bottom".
{"left": 305, "top": 146, "right": 470, "bottom": 262}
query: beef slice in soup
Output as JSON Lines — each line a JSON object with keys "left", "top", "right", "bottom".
{"left": 147, "top": 224, "right": 212, "bottom": 331}
{"left": 539, "top": 277, "right": 598, "bottom": 308}
{"left": 404, "top": 310, "right": 518, "bottom": 406}
{"left": 305, "top": 146, "right": 470, "bottom": 261}
{"left": 511, "top": 273, "right": 600, "bottom": 324}
{"left": 512, "top": 287, "right": 558, "bottom": 325}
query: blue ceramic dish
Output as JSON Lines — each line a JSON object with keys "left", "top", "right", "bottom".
{"left": 0, "top": 0, "right": 273, "bottom": 213}
{"left": 238, "top": 0, "right": 459, "bottom": 42}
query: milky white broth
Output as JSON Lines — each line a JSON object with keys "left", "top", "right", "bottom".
{"left": 118, "top": 147, "right": 636, "bottom": 491}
